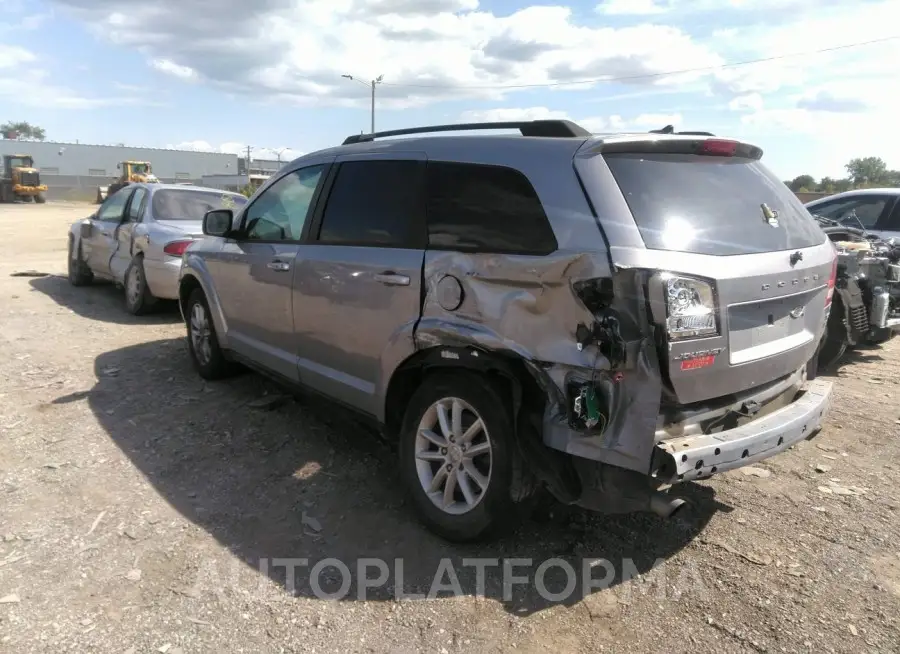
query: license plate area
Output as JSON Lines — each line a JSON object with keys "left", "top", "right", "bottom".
{"left": 728, "top": 296, "right": 813, "bottom": 365}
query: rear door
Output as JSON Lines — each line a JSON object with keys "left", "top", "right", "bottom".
{"left": 291, "top": 153, "right": 426, "bottom": 417}
{"left": 578, "top": 141, "right": 836, "bottom": 405}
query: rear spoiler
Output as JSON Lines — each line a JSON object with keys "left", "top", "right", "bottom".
{"left": 581, "top": 135, "right": 764, "bottom": 160}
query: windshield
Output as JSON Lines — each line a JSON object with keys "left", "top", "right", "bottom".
{"left": 604, "top": 153, "right": 827, "bottom": 256}
{"left": 131, "top": 163, "right": 150, "bottom": 174}
{"left": 152, "top": 189, "right": 248, "bottom": 221}
{"left": 9, "top": 157, "right": 31, "bottom": 169}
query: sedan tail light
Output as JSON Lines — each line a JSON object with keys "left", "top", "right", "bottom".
{"left": 163, "top": 239, "right": 193, "bottom": 257}
{"left": 660, "top": 273, "right": 719, "bottom": 340}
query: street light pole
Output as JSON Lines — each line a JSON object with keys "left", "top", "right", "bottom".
{"left": 342, "top": 74, "right": 384, "bottom": 134}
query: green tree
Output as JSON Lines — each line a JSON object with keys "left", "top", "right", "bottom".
{"left": 789, "top": 174, "right": 816, "bottom": 192}
{"left": 845, "top": 156, "right": 887, "bottom": 186}
{"left": 818, "top": 176, "right": 836, "bottom": 193}
{"left": 0, "top": 120, "right": 46, "bottom": 141}
{"left": 834, "top": 178, "right": 853, "bottom": 193}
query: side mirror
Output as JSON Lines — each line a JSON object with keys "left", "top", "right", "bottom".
{"left": 116, "top": 163, "right": 121, "bottom": 170}
{"left": 80, "top": 221, "right": 93, "bottom": 239}
{"left": 203, "top": 209, "right": 234, "bottom": 237}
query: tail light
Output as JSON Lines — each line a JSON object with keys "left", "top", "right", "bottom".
{"left": 660, "top": 273, "right": 719, "bottom": 340}
{"left": 163, "top": 239, "right": 193, "bottom": 257}
{"left": 697, "top": 139, "right": 738, "bottom": 156}
{"left": 825, "top": 254, "right": 837, "bottom": 307}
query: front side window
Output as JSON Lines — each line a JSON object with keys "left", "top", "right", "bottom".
{"left": 809, "top": 196, "right": 887, "bottom": 229}
{"left": 97, "top": 189, "right": 132, "bottom": 222}
{"left": 425, "top": 162, "right": 557, "bottom": 254}
{"left": 244, "top": 165, "right": 325, "bottom": 241}
{"left": 317, "top": 160, "right": 422, "bottom": 247}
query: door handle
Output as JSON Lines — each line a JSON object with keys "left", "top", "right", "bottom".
{"left": 374, "top": 271, "right": 410, "bottom": 286}
{"left": 267, "top": 260, "right": 291, "bottom": 272}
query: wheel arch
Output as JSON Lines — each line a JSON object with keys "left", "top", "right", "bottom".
{"left": 382, "top": 345, "right": 550, "bottom": 441}
{"left": 178, "top": 268, "right": 230, "bottom": 349}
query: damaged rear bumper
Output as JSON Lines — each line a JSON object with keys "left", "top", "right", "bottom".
{"left": 651, "top": 378, "right": 833, "bottom": 483}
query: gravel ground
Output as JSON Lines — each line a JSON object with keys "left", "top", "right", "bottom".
{"left": 1, "top": 203, "right": 899, "bottom": 654}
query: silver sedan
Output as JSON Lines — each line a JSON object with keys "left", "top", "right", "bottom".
{"left": 66, "top": 183, "right": 248, "bottom": 314}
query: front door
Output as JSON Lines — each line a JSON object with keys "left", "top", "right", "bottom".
{"left": 85, "top": 188, "right": 133, "bottom": 276}
{"left": 210, "top": 163, "right": 328, "bottom": 382}
{"left": 109, "top": 186, "right": 148, "bottom": 282}
{"left": 291, "top": 154, "right": 427, "bottom": 416}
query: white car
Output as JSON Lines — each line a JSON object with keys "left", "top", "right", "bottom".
{"left": 67, "top": 183, "right": 248, "bottom": 314}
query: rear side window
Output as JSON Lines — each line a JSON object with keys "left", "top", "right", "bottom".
{"left": 152, "top": 189, "right": 248, "bottom": 221}
{"left": 318, "top": 160, "right": 422, "bottom": 247}
{"left": 425, "top": 162, "right": 557, "bottom": 255}
{"left": 604, "top": 154, "right": 826, "bottom": 256}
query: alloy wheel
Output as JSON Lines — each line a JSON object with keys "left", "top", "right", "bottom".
{"left": 414, "top": 397, "right": 492, "bottom": 515}
{"left": 190, "top": 302, "right": 212, "bottom": 366}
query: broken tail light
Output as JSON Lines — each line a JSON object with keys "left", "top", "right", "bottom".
{"left": 163, "top": 240, "right": 193, "bottom": 257}
{"left": 660, "top": 273, "right": 719, "bottom": 340}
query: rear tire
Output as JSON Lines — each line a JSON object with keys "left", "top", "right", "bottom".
{"left": 67, "top": 238, "right": 93, "bottom": 287}
{"left": 124, "top": 256, "right": 158, "bottom": 315}
{"left": 185, "top": 288, "right": 233, "bottom": 380}
{"left": 398, "top": 371, "right": 521, "bottom": 542}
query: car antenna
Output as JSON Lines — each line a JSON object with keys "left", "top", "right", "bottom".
{"left": 650, "top": 124, "right": 675, "bottom": 134}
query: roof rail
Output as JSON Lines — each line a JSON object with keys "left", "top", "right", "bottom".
{"left": 341, "top": 120, "right": 591, "bottom": 145}
{"left": 649, "top": 124, "right": 715, "bottom": 136}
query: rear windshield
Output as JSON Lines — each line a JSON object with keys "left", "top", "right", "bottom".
{"left": 604, "top": 153, "right": 826, "bottom": 256}
{"left": 152, "top": 189, "right": 248, "bottom": 221}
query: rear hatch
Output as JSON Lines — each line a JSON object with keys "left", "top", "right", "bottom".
{"left": 577, "top": 137, "right": 836, "bottom": 405}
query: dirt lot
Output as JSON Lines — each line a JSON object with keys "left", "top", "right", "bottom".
{"left": 1, "top": 202, "right": 899, "bottom": 654}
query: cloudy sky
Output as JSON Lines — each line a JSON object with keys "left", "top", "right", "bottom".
{"left": 0, "top": 0, "right": 897, "bottom": 177}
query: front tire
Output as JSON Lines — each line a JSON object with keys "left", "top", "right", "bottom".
{"left": 185, "top": 288, "right": 233, "bottom": 380}
{"left": 124, "top": 256, "right": 157, "bottom": 315}
{"left": 35, "top": 193, "right": 46, "bottom": 204}
{"left": 67, "top": 238, "right": 93, "bottom": 287}
{"left": 398, "top": 372, "right": 521, "bottom": 542}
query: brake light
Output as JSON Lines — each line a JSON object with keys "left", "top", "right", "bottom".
{"left": 697, "top": 139, "right": 738, "bottom": 156}
{"left": 825, "top": 255, "right": 837, "bottom": 306}
{"left": 163, "top": 240, "right": 193, "bottom": 256}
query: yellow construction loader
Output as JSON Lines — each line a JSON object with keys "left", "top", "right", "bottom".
{"left": 0, "top": 154, "right": 47, "bottom": 203}
{"left": 95, "top": 160, "right": 159, "bottom": 203}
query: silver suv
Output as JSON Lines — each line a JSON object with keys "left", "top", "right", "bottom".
{"left": 178, "top": 120, "right": 836, "bottom": 541}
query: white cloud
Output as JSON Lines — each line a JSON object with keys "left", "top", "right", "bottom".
{"left": 460, "top": 107, "right": 570, "bottom": 122}
{"left": 0, "top": 44, "right": 35, "bottom": 68}
{"left": 728, "top": 93, "right": 763, "bottom": 112}
{"left": 458, "top": 107, "right": 681, "bottom": 134}
{"left": 595, "top": 0, "right": 670, "bottom": 14}
{"left": 50, "top": 0, "right": 722, "bottom": 108}
{"left": 150, "top": 58, "right": 196, "bottom": 80}
{"left": 167, "top": 141, "right": 301, "bottom": 161}
{"left": 0, "top": 64, "right": 162, "bottom": 109}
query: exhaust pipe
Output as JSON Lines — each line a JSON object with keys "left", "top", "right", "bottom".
{"left": 649, "top": 493, "right": 687, "bottom": 519}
